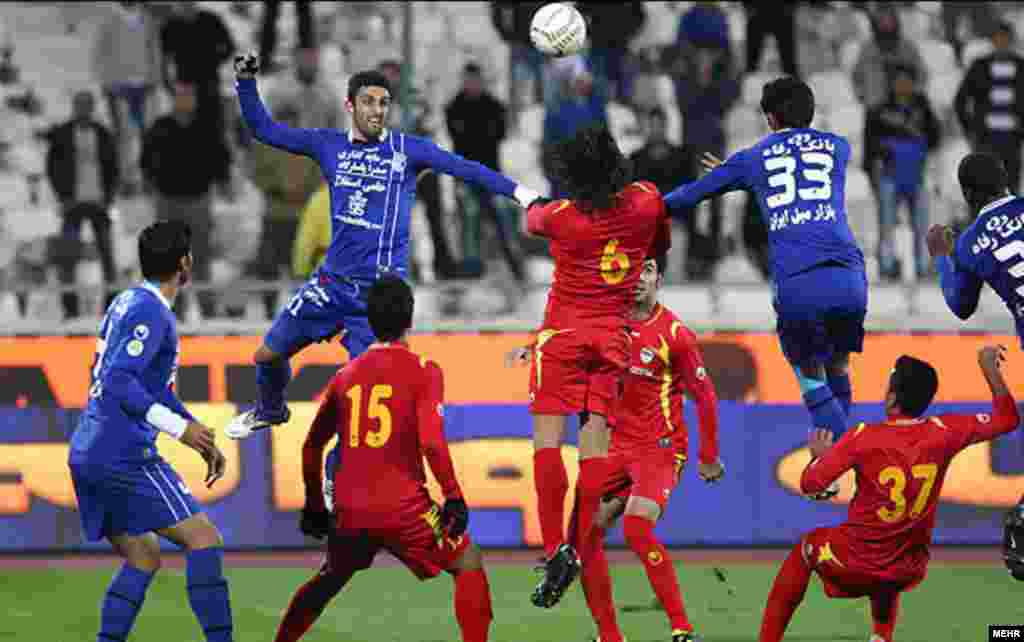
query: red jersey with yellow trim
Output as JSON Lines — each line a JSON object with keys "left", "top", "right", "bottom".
{"left": 526, "top": 181, "right": 670, "bottom": 327}
{"left": 801, "top": 394, "right": 1019, "bottom": 574}
{"left": 612, "top": 304, "right": 720, "bottom": 465}
{"left": 301, "top": 342, "right": 463, "bottom": 530}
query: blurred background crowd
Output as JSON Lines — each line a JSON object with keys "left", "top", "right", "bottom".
{"left": 0, "top": 1, "right": 1022, "bottom": 328}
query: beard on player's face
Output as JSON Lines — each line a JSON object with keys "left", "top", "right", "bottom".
{"left": 349, "top": 87, "right": 390, "bottom": 140}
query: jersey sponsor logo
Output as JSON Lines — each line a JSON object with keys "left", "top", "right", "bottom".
{"left": 126, "top": 339, "right": 144, "bottom": 357}
{"left": 972, "top": 211, "right": 1024, "bottom": 255}
{"left": 437, "top": 403, "right": 444, "bottom": 417}
{"left": 133, "top": 324, "right": 150, "bottom": 341}
{"left": 347, "top": 191, "right": 368, "bottom": 218}
{"left": 629, "top": 366, "right": 654, "bottom": 378}
{"left": 391, "top": 152, "right": 407, "bottom": 173}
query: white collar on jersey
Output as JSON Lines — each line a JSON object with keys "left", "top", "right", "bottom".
{"left": 140, "top": 280, "right": 172, "bottom": 310}
{"left": 348, "top": 128, "right": 389, "bottom": 144}
{"left": 980, "top": 194, "right": 1017, "bottom": 216}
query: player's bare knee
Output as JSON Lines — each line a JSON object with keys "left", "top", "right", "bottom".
{"left": 596, "top": 498, "right": 624, "bottom": 530}
{"left": 532, "top": 414, "right": 566, "bottom": 450}
{"left": 452, "top": 543, "right": 484, "bottom": 574}
{"left": 114, "top": 535, "right": 162, "bottom": 573}
{"left": 625, "top": 496, "right": 661, "bottom": 523}
{"left": 186, "top": 525, "right": 224, "bottom": 551}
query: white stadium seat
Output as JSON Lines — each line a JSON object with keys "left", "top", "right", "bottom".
{"left": 742, "top": 72, "right": 780, "bottom": 107}
{"left": 927, "top": 71, "right": 963, "bottom": 112}
{"left": 919, "top": 39, "right": 957, "bottom": 77}
{"left": 808, "top": 71, "right": 858, "bottom": 112}
{"left": 839, "top": 39, "right": 863, "bottom": 73}
{"left": 962, "top": 38, "right": 994, "bottom": 69}
{"left": 845, "top": 167, "right": 877, "bottom": 255}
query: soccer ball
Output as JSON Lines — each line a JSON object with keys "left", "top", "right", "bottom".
{"left": 530, "top": 3, "right": 587, "bottom": 58}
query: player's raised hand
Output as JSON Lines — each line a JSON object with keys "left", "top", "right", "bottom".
{"left": 440, "top": 497, "right": 469, "bottom": 538}
{"left": 979, "top": 345, "right": 1008, "bottom": 371}
{"left": 808, "top": 428, "right": 834, "bottom": 460}
{"left": 233, "top": 52, "right": 260, "bottom": 79}
{"left": 204, "top": 446, "right": 227, "bottom": 489}
{"left": 181, "top": 421, "right": 216, "bottom": 456}
{"left": 700, "top": 152, "right": 723, "bottom": 173}
{"left": 505, "top": 346, "right": 532, "bottom": 368}
{"left": 926, "top": 224, "right": 955, "bottom": 258}
{"left": 698, "top": 460, "right": 725, "bottom": 484}
{"left": 299, "top": 503, "right": 330, "bottom": 539}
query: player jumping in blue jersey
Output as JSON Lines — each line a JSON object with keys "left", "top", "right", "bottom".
{"left": 928, "top": 152, "right": 1024, "bottom": 340}
{"left": 226, "top": 52, "right": 542, "bottom": 439}
{"left": 664, "top": 77, "right": 867, "bottom": 498}
{"left": 68, "top": 221, "right": 234, "bottom": 642}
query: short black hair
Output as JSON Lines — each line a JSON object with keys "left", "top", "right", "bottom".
{"left": 959, "top": 152, "right": 1010, "bottom": 204}
{"left": 367, "top": 275, "right": 414, "bottom": 343}
{"left": 889, "top": 355, "right": 938, "bottom": 418}
{"left": 139, "top": 220, "right": 191, "bottom": 282}
{"left": 996, "top": 20, "right": 1015, "bottom": 39}
{"left": 347, "top": 70, "right": 392, "bottom": 102}
{"left": 760, "top": 76, "right": 815, "bottom": 129}
{"left": 887, "top": 61, "right": 917, "bottom": 81}
{"left": 551, "top": 125, "right": 631, "bottom": 213}
{"left": 647, "top": 106, "right": 667, "bottom": 121}
{"left": 463, "top": 62, "right": 482, "bottom": 75}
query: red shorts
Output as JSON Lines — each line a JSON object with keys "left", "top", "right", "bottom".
{"left": 324, "top": 502, "right": 471, "bottom": 580}
{"left": 529, "top": 322, "right": 629, "bottom": 416}
{"left": 599, "top": 445, "right": 680, "bottom": 510}
{"left": 801, "top": 527, "right": 925, "bottom": 598}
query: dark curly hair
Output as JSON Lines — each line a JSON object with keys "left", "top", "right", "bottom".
{"left": 550, "top": 126, "right": 632, "bottom": 213}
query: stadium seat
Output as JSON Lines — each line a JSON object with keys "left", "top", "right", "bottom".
{"left": 807, "top": 71, "right": 857, "bottom": 112}
{"left": 828, "top": 104, "right": 865, "bottom": 147}
{"left": 741, "top": 72, "right": 779, "bottom": 107}
{"left": 659, "top": 286, "right": 715, "bottom": 327}
{"left": 845, "top": 167, "right": 877, "bottom": 254}
{"left": 927, "top": 71, "right": 963, "bottom": 113}
{"left": 961, "top": 38, "right": 994, "bottom": 69}
{"left": 919, "top": 39, "right": 957, "bottom": 78}
{"left": 713, "top": 285, "right": 776, "bottom": 328}
{"left": 839, "top": 39, "right": 863, "bottom": 73}
{"left": 865, "top": 284, "right": 911, "bottom": 324}
{"left": 517, "top": 104, "right": 544, "bottom": 143}
{"left": 725, "top": 105, "right": 766, "bottom": 144}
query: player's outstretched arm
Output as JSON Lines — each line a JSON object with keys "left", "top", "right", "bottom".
{"left": 800, "top": 428, "right": 858, "bottom": 496}
{"left": 674, "top": 326, "right": 723, "bottom": 482}
{"left": 407, "top": 137, "right": 542, "bottom": 208}
{"left": 663, "top": 150, "right": 747, "bottom": 215}
{"left": 417, "top": 362, "right": 464, "bottom": 502}
{"left": 234, "top": 53, "right": 322, "bottom": 158}
{"left": 928, "top": 224, "right": 983, "bottom": 320}
{"left": 301, "top": 380, "right": 340, "bottom": 517}
{"left": 954, "top": 346, "right": 1021, "bottom": 448}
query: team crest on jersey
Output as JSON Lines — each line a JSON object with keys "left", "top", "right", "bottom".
{"left": 391, "top": 152, "right": 407, "bottom": 173}
{"left": 695, "top": 366, "right": 707, "bottom": 380}
{"left": 133, "top": 324, "right": 150, "bottom": 340}
{"left": 640, "top": 347, "right": 655, "bottom": 364}
{"left": 126, "top": 339, "right": 144, "bottom": 357}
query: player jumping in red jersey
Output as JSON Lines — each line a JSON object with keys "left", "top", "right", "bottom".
{"left": 759, "top": 345, "right": 1019, "bottom": 642}
{"left": 273, "top": 276, "right": 492, "bottom": 642}
{"left": 523, "top": 126, "right": 671, "bottom": 608}
{"left": 513, "top": 255, "right": 723, "bottom": 641}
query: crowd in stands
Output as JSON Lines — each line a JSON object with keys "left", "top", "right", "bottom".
{"left": 1, "top": 1, "right": 1023, "bottom": 323}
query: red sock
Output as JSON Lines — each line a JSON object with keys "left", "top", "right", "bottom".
{"left": 274, "top": 565, "right": 354, "bottom": 642}
{"left": 623, "top": 515, "right": 691, "bottom": 633}
{"left": 758, "top": 543, "right": 812, "bottom": 642}
{"left": 574, "top": 460, "right": 623, "bottom": 642}
{"left": 454, "top": 568, "right": 493, "bottom": 642}
{"left": 533, "top": 448, "right": 569, "bottom": 558}
{"left": 870, "top": 591, "right": 900, "bottom": 641}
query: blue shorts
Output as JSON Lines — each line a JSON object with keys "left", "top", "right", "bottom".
{"left": 265, "top": 271, "right": 376, "bottom": 359}
{"left": 69, "top": 458, "right": 201, "bottom": 541}
{"left": 773, "top": 264, "right": 867, "bottom": 367}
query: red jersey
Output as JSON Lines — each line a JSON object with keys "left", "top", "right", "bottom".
{"left": 527, "top": 181, "right": 670, "bottom": 327}
{"left": 302, "top": 343, "right": 462, "bottom": 530}
{"left": 612, "top": 304, "right": 719, "bottom": 466}
{"left": 801, "top": 394, "right": 1019, "bottom": 575}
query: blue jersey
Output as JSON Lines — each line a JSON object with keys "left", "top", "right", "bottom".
{"left": 69, "top": 283, "right": 194, "bottom": 465}
{"left": 237, "top": 78, "right": 521, "bottom": 283}
{"left": 664, "top": 128, "right": 865, "bottom": 281}
{"left": 938, "top": 195, "right": 1024, "bottom": 345}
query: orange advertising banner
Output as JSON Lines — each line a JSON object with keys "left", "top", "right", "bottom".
{"left": 0, "top": 332, "right": 1018, "bottom": 407}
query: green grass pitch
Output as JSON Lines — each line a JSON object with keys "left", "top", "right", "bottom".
{"left": 3, "top": 561, "right": 1017, "bottom": 641}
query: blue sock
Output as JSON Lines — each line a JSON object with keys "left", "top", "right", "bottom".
{"left": 256, "top": 359, "right": 291, "bottom": 417}
{"left": 802, "top": 385, "right": 848, "bottom": 440}
{"left": 186, "top": 548, "right": 233, "bottom": 642}
{"left": 98, "top": 563, "right": 154, "bottom": 642}
{"left": 828, "top": 372, "right": 852, "bottom": 417}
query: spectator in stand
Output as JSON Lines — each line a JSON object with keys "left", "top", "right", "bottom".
{"left": 91, "top": 0, "right": 161, "bottom": 195}
{"left": 744, "top": 1, "right": 798, "bottom": 77}
{"left": 44, "top": 90, "right": 119, "bottom": 320}
{"left": 445, "top": 63, "right": 524, "bottom": 283}
{"left": 541, "top": 61, "right": 610, "bottom": 199}
{"left": 247, "top": 105, "right": 323, "bottom": 317}
{"left": 576, "top": 3, "right": 646, "bottom": 107}
{"left": 942, "top": 2, "right": 1002, "bottom": 68}
{"left": 141, "top": 81, "right": 233, "bottom": 319}
{"left": 159, "top": 1, "right": 235, "bottom": 135}
{"left": 490, "top": 2, "right": 548, "bottom": 122}
{"left": 955, "top": 21, "right": 1024, "bottom": 193}
{"left": 293, "top": 183, "right": 330, "bottom": 280}
{"left": 378, "top": 59, "right": 461, "bottom": 280}
{"left": 628, "top": 106, "right": 697, "bottom": 281}
{"left": 671, "top": 3, "right": 740, "bottom": 280}
{"left": 259, "top": 0, "right": 314, "bottom": 74}
{"left": 852, "top": 7, "right": 927, "bottom": 109}
{"left": 262, "top": 47, "right": 343, "bottom": 132}
{"left": 864, "top": 63, "right": 942, "bottom": 281}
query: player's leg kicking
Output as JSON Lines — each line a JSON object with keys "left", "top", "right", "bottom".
{"left": 225, "top": 273, "right": 375, "bottom": 439}
{"left": 575, "top": 450, "right": 701, "bottom": 642}
{"left": 69, "top": 462, "right": 234, "bottom": 642}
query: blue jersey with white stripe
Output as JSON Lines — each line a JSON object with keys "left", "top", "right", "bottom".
{"left": 69, "top": 283, "right": 195, "bottom": 466}
{"left": 939, "top": 195, "right": 1024, "bottom": 345}
{"left": 665, "top": 128, "right": 865, "bottom": 281}
{"left": 237, "top": 78, "right": 520, "bottom": 283}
